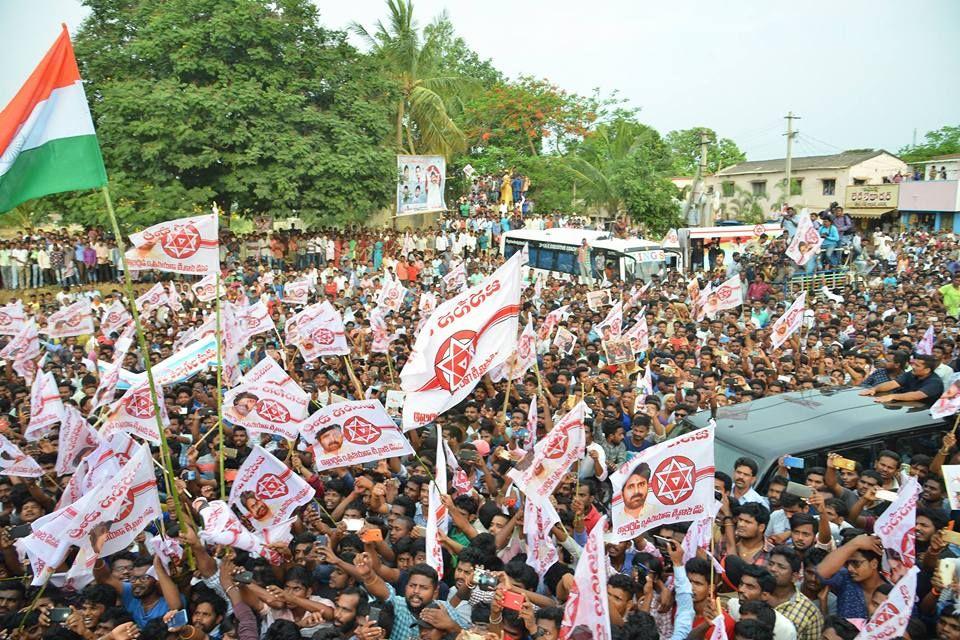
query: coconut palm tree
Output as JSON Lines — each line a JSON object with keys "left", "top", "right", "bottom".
{"left": 725, "top": 186, "right": 766, "bottom": 223}
{"left": 353, "top": 0, "right": 468, "bottom": 157}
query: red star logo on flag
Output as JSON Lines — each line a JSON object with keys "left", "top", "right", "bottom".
{"left": 160, "top": 224, "right": 202, "bottom": 259}
{"left": 124, "top": 389, "right": 155, "bottom": 419}
{"left": 256, "top": 473, "right": 289, "bottom": 499}
{"left": 433, "top": 330, "right": 477, "bottom": 392}
{"left": 313, "top": 328, "right": 335, "bottom": 345}
{"left": 870, "top": 602, "right": 898, "bottom": 627}
{"left": 651, "top": 455, "right": 696, "bottom": 505}
{"left": 256, "top": 399, "right": 291, "bottom": 423}
{"left": 0, "top": 313, "right": 10, "bottom": 325}
{"left": 343, "top": 415, "right": 382, "bottom": 445}
{"left": 544, "top": 431, "right": 569, "bottom": 460}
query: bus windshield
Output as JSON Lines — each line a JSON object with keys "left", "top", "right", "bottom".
{"left": 624, "top": 250, "right": 665, "bottom": 281}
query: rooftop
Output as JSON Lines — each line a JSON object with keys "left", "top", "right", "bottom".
{"left": 716, "top": 149, "right": 898, "bottom": 176}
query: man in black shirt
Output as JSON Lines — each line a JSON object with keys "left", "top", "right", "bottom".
{"left": 860, "top": 354, "right": 944, "bottom": 405}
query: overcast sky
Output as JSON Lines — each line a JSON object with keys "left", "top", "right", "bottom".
{"left": 3, "top": 0, "right": 958, "bottom": 160}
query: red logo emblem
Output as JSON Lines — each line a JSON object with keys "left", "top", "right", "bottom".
{"left": 544, "top": 430, "right": 569, "bottom": 459}
{"left": 116, "top": 489, "right": 136, "bottom": 521}
{"left": 256, "top": 398, "right": 291, "bottom": 423}
{"left": 651, "top": 455, "right": 696, "bottom": 505}
{"left": 343, "top": 415, "right": 382, "bottom": 445}
{"left": 123, "top": 389, "right": 155, "bottom": 419}
{"left": 901, "top": 528, "right": 916, "bottom": 562}
{"left": 717, "top": 286, "right": 732, "bottom": 301}
{"left": 106, "top": 312, "right": 121, "bottom": 325}
{"left": 160, "top": 223, "right": 202, "bottom": 259}
{"left": 869, "top": 601, "right": 899, "bottom": 627}
{"left": 433, "top": 330, "right": 477, "bottom": 392}
{"left": 256, "top": 473, "right": 289, "bottom": 499}
{"left": 313, "top": 328, "right": 335, "bottom": 345}
{"left": 518, "top": 335, "right": 533, "bottom": 359}
{"left": 753, "top": 225, "right": 765, "bottom": 236}
{"left": 0, "top": 312, "right": 10, "bottom": 325}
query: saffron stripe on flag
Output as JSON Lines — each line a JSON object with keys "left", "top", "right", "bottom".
{"left": 0, "top": 27, "right": 81, "bottom": 153}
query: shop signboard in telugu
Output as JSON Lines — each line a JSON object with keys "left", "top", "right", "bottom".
{"left": 396, "top": 155, "right": 446, "bottom": 216}
{"left": 845, "top": 184, "right": 898, "bottom": 209}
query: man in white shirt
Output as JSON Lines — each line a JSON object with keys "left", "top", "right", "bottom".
{"left": 732, "top": 457, "right": 770, "bottom": 508}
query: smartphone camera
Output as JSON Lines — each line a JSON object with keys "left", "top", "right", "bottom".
{"left": 474, "top": 569, "right": 498, "bottom": 592}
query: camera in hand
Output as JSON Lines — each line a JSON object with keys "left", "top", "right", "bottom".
{"left": 474, "top": 569, "right": 498, "bottom": 591}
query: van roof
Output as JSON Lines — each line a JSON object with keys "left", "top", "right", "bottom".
{"left": 502, "top": 228, "right": 665, "bottom": 253}
{"left": 683, "top": 386, "right": 944, "bottom": 472}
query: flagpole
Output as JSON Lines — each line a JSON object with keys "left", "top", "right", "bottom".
{"left": 342, "top": 356, "right": 365, "bottom": 398}
{"left": 215, "top": 270, "right": 226, "bottom": 500}
{"left": 100, "top": 186, "right": 190, "bottom": 553}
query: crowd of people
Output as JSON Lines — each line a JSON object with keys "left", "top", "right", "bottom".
{"left": 2, "top": 200, "right": 960, "bottom": 640}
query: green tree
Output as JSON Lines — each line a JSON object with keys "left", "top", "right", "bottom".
{"left": 665, "top": 127, "right": 746, "bottom": 176}
{"left": 353, "top": 0, "right": 470, "bottom": 157}
{"left": 725, "top": 186, "right": 765, "bottom": 223}
{"left": 899, "top": 125, "right": 960, "bottom": 162}
{"left": 565, "top": 118, "right": 679, "bottom": 234}
{"left": 54, "top": 0, "right": 395, "bottom": 228}
{"left": 423, "top": 14, "right": 502, "bottom": 86}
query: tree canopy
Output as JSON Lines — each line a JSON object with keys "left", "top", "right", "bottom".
{"left": 16, "top": 0, "right": 939, "bottom": 228}
{"left": 899, "top": 125, "right": 960, "bottom": 163}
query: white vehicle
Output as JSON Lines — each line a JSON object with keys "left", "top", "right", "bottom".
{"left": 500, "top": 228, "right": 678, "bottom": 283}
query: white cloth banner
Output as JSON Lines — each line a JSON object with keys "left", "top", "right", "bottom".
{"left": 624, "top": 315, "right": 649, "bottom": 354}
{"left": 196, "top": 499, "right": 282, "bottom": 565}
{"left": 426, "top": 425, "right": 449, "bottom": 576}
{"left": 874, "top": 475, "right": 920, "bottom": 580}
{"left": 508, "top": 403, "right": 585, "bottom": 507}
{"left": 595, "top": 300, "right": 624, "bottom": 338}
{"left": 192, "top": 273, "right": 226, "bottom": 302}
{"left": 400, "top": 252, "right": 522, "bottom": 430}
{"left": 0, "top": 319, "right": 39, "bottom": 362}
{"left": 100, "top": 381, "right": 169, "bottom": 444}
{"left": 135, "top": 282, "right": 170, "bottom": 311}
{"left": 125, "top": 213, "right": 219, "bottom": 275}
{"left": 610, "top": 426, "right": 715, "bottom": 541}
{"left": 856, "top": 566, "right": 918, "bottom": 640}
{"left": 224, "top": 357, "right": 309, "bottom": 441}
{"left": 100, "top": 301, "right": 131, "bottom": 337}
{"left": 295, "top": 301, "right": 350, "bottom": 361}
{"left": 228, "top": 444, "right": 315, "bottom": 533}
{"left": 282, "top": 279, "right": 311, "bottom": 305}
{"left": 43, "top": 299, "right": 94, "bottom": 338}
{"left": 703, "top": 274, "right": 743, "bottom": 319}
{"left": 377, "top": 278, "right": 407, "bottom": 313}
{"left": 25, "top": 371, "right": 64, "bottom": 441}
{"left": 0, "top": 302, "right": 26, "bottom": 336}
{"left": 524, "top": 497, "right": 560, "bottom": 577}
{"left": 786, "top": 213, "right": 823, "bottom": 266}
{"left": 559, "top": 515, "right": 612, "bottom": 640}
{"left": 56, "top": 405, "right": 100, "bottom": 475}
{"left": 301, "top": 400, "right": 414, "bottom": 470}
{"left": 770, "top": 292, "right": 806, "bottom": 350}
{"left": 0, "top": 433, "right": 43, "bottom": 477}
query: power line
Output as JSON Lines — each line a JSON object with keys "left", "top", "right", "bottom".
{"left": 796, "top": 131, "right": 845, "bottom": 153}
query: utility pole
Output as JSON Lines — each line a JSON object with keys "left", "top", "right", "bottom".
{"left": 682, "top": 130, "right": 713, "bottom": 226}
{"left": 784, "top": 112, "right": 800, "bottom": 207}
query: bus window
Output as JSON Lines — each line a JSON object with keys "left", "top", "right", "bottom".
{"left": 504, "top": 242, "right": 523, "bottom": 260}
{"left": 555, "top": 251, "right": 576, "bottom": 275}
{"left": 624, "top": 254, "right": 662, "bottom": 282}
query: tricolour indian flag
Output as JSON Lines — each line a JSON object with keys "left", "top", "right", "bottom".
{"left": 0, "top": 26, "right": 107, "bottom": 213}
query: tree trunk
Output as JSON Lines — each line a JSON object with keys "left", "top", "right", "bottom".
{"left": 396, "top": 100, "right": 405, "bottom": 151}
{"left": 406, "top": 122, "right": 417, "bottom": 155}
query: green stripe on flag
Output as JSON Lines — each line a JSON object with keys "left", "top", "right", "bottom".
{"left": 0, "top": 134, "right": 107, "bottom": 213}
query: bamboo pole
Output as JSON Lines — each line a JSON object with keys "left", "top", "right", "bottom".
{"left": 101, "top": 186, "right": 191, "bottom": 565}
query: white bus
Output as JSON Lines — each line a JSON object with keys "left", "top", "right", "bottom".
{"left": 500, "top": 228, "right": 679, "bottom": 283}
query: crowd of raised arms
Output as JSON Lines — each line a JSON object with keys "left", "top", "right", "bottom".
{"left": 3, "top": 198, "right": 960, "bottom": 640}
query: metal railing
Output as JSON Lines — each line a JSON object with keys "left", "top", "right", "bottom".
{"left": 786, "top": 267, "right": 854, "bottom": 297}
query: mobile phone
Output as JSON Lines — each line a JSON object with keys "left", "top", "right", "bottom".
{"left": 49, "top": 608, "right": 72, "bottom": 624}
{"left": 832, "top": 456, "right": 857, "bottom": 471}
{"left": 179, "top": 407, "right": 188, "bottom": 415}
{"left": 940, "top": 559, "right": 955, "bottom": 585}
{"left": 182, "top": 470, "right": 197, "bottom": 481}
{"left": 8, "top": 523, "right": 31, "bottom": 539}
{"left": 223, "top": 447, "right": 238, "bottom": 459}
{"left": 652, "top": 535, "right": 675, "bottom": 547}
{"left": 782, "top": 456, "right": 805, "bottom": 469}
{"left": 900, "top": 463, "right": 911, "bottom": 476}
{"left": 785, "top": 482, "right": 813, "bottom": 499}
{"left": 368, "top": 605, "right": 382, "bottom": 624}
{"left": 875, "top": 489, "right": 899, "bottom": 502}
{"left": 943, "top": 530, "right": 960, "bottom": 546}
{"left": 167, "top": 610, "right": 189, "bottom": 630}
{"left": 360, "top": 528, "right": 383, "bottom": 543}
{"left": 501, "top": 590, "right": 524, "bottom": 611}
{"left": 344, "top": 518, "right": 364, "bottom": 532}
{"left": 234, "top": 571, "right": 254, "bottom": 584}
